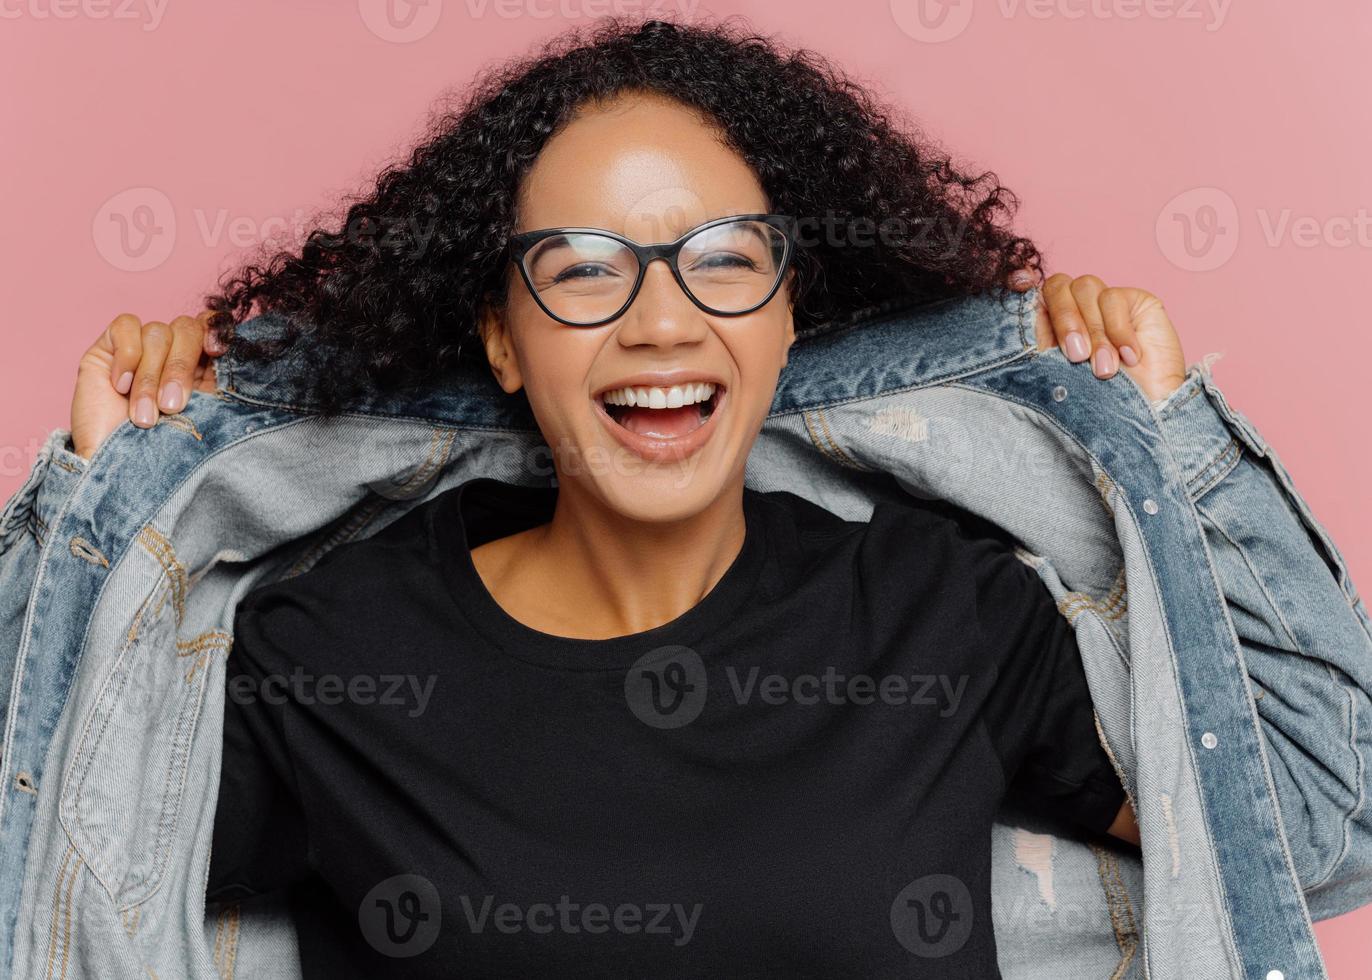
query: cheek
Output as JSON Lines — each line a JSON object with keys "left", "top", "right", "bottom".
{"left": 731, "top": 320, "right": 790, "bottom": 384}
{"left": 515, "top": 337, "right": 599, "bottom": 424}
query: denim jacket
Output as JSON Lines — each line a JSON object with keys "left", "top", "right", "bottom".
{"left": 1, "top": 286, "right": 1368, "bottom": 979}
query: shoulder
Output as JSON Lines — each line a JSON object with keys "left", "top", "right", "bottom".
{"left": 748, "top": 487, "right": 864, "bottom": 542}
{"left": 751, "top": 487, "right": 1028, "bottom": 606}
{"left": 861, "top": 493, "right": 1021, "bottom": 569}
{"left": 858, "top": 494, "right": 1054, "bottom": 619}
{"left": 231, "top": 489, "right": 455, "bottom": 668}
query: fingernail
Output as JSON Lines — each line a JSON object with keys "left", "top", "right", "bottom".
{"left": 159, "top": 381, "right": 183, "bottom": 412}
{"left": 115, "top": 371, "right": 133, "bottom": 394}
{"left": 1093, "top": 347, "right": 1117, "bottom": 377}
{"left": 1008, "top": 270, "right": 1034, "bottom": 290}
{"left": 1119, "top": 344, "right": 1140, "bottom": 366}
{"left": 1064, "top": 332, "right": 1090, "bottom": 362}
{"left": 134, "top": 397, "right": 156, "bottom": 427}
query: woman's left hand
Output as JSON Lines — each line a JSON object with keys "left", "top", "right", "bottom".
{"left": 1011, "top": 272, "right": 1188, "bottom": 403}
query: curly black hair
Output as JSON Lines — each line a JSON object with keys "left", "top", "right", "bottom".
{"left": 204, "top": 15, "right": 1043, "bottom": 416}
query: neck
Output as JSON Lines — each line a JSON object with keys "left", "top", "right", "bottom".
{"left": 484, "top": 479, "right": 749, "bottom": 641}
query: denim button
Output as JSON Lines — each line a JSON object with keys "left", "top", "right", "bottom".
{"left": 1266, "top": 971, "right": 1284, "bottom": 980}
{"left": 1052, "top": 385, "right": 1068, "bottom": 402}
{"left": 1201, "top": 731, "right": 1218, "bottom": 749}
{"left": 1143, "top": 498, "right": 1159, "bottom": 515}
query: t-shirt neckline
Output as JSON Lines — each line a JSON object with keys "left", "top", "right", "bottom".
{"left": 434, "top": 477, "right": 770, "bottom": 671}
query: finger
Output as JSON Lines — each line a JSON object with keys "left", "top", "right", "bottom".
{"left": 200, "top": 310, "right": 228, "bottom": 357}
{"left": 1034, "top": 291, "right": 1055, "bottom": 351}
{"left": 1098, "top": 287, "right": 1142, "bottom": 368}
{"left": 105, "top": 314, "right": 144, "bottom": 395}
{"left": 1041, "top": 274, "right": 1091, "bottom": 363}
{"left": 158, "top": 316, "right": 204, "bottom": 413}
{"left": 129, "top": 321, "right": 172, "bottom": 428}
{"left": 192, "top": 360, "right": 218, "bottom": 394}
{"left": 1007, "top": 268, "right": 1037, "bottom": 292}
{"left": 1067, "top": 275, "right": 1119, "bottom": 378}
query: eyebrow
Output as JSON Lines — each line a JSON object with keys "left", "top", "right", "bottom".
{"left": 515, "top": 213, "right": 771, "bottom": 244}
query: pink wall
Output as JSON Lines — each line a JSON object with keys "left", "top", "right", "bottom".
{"left": 1, "top": 0, "right": 1367, "bottom": 973}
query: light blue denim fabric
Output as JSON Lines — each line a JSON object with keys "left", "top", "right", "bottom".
{"left": 0, "top": 285, "right": 1367, "bottom": 979}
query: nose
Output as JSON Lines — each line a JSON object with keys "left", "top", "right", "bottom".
{"left": 613, "top": 257, "right": 710, "bottom": 349}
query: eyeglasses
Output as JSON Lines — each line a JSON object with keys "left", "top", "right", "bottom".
{"left": 507, "top": 213, "right": 796, "bottom": 327}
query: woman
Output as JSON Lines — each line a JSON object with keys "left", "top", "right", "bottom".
{"left": 65, "top": 17, "right": 1204, "bottom": 979}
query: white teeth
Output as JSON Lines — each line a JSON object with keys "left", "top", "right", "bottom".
{"left": 601, "top": 381, "right": 718, "bottom": 408}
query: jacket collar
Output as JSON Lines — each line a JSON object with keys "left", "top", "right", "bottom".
{"left": 217, "top": 288, "right": 1039, "bottom": 427}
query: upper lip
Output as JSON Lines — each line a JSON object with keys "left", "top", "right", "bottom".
{"left": 592, "top": 371, "right": 728, "bottom": 401}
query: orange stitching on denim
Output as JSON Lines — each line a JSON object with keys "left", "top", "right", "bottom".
{"left": 57, "top": 851, "right": 82, "bottom": 980}
{"left": 801, "top": 411, "right": 843, "bottom": 468}
{"left": 177, "top": 631, "right": 232, "bottom": 683}
{"left": 393, "top": 427, "right": 456, "bottom": 492}
{"left": 213, "top": 903, "right": 242, "bottom": 979}
{"left": 160, "top": 413, "right": 203, "bottom": 441}
{"left": 1095, "top": 470, "right": 1118, "bottom": 516}
{"left": 814, "top": 408, "right": 871, "bottom": 470}
{"left": 1058, "top": 567, "right": 1128, "bottom": 623}
{"left": 1089, "top": 842, "right": 1139, "bottom": 979}
{"left": 138, "top": 526, "right": 188, "bottom": 627}
{"left": 212, "top": 905, "right": 227, "bottom": 972}
{"left": 44, "top": 845, "right": 74, "bottom": 980}
{"left": 121, "top": 904, "right": 141, "bottom": 937}
{"left": 53, "top": 456, "right": 79, "bottom": 474}
{"left": 802, "top": 408, "right": 873, "bottom": 471}
{"left": 69, "top": 536, "right": 109, "bottom": 568}
{"left": 220, "top": 903, "right": 241, "bottom": 979}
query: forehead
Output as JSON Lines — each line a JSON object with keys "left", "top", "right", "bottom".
{"left": 515, "top": 91, "right": 770, "bottom": 243}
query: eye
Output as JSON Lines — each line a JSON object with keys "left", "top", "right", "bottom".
{"left": 689, "top": 252, "right": 758, "bottom": 272}
{"left": 551, "top": 262, "right": 622, "bottom": 284}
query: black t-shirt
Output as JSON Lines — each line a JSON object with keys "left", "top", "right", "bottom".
{"left": 207, "top": 477, "right": 1126, "bottom": 978}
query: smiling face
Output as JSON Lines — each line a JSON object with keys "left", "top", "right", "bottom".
{"left": 479, "top": 89, "right": 796, "bottom": 523}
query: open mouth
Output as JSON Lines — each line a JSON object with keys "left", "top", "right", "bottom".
{"left": 597, "top": 383, "right": 722, "bottom": 439}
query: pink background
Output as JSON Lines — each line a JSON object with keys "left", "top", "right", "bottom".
{"left": 1, "top": 1, "right": 1368, "bottom": 972}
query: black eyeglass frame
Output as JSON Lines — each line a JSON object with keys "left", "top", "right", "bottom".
{"left": 506, "top": 212, "right": 797, "bottom": 327}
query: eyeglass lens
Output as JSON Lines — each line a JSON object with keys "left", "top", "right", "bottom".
{"left": 521, "top": 219, "right": 788, "bottom": 324}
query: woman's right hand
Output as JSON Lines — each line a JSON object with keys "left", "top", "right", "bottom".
{"left": 70, "top": 313, "right": 227, "bottom": 460}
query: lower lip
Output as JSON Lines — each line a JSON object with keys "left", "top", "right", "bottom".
{"left": 592, "top": 388, "right": 728, "bottom": 463}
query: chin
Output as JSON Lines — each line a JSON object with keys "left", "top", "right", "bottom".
{"left": 586, "top": 465, "right": 736, "bottom": 525}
